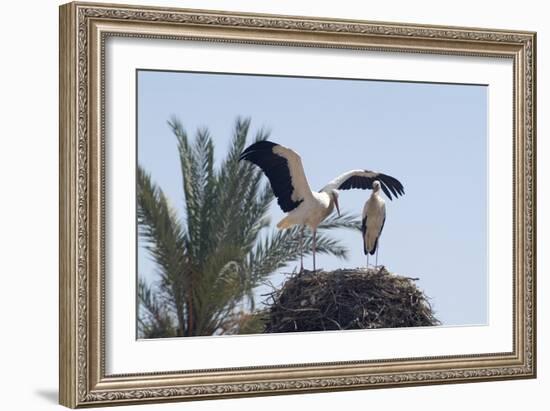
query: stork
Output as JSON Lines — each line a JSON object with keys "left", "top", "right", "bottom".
{"left": 239, "top": 140, "right": 404, "bottom": 271}
{"left": 362, "top": 180, "right": 386, "bottom": 268}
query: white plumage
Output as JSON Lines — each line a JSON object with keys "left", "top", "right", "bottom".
{"left": 239, "top": 141, "right": 404, "bottom": 271}
{"left": 362, "top": 181, "right": 386, "bottom": 267}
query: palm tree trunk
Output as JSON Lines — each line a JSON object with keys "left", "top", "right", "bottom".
{"left": 187, "top": 297, "right": 194, "bottom": 336}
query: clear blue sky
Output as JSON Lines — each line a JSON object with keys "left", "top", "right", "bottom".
{"left": 137, "top": 69, "right": 488, "bottom": 326}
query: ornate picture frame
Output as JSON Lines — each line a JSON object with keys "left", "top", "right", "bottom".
{"left": 59, "top": 1, "right": 536, "bottom": 408}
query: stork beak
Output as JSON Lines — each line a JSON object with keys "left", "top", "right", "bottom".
{"left": 334, "top": 196, "right": 341, "bottom": 217}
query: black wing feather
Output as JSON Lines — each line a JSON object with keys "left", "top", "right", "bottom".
{"left": 338, "top": 171, "right": 405, "bottom": 201}
{"left": 239, "top": 141, "right": 303, "bottom": 212}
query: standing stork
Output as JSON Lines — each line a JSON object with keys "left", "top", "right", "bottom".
{"left": 239, "top": 140, "right": 404, "bottom": 271}
{"left": 362, "top": 180, "right": 386, "bottom": 268}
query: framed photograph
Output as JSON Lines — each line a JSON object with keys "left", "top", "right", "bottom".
{"left": 59, "top": 2, "right": 536, "bottom": 408}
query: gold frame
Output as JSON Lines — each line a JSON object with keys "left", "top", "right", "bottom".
{"left": 59, "top": 1, "right": 537, "bottom": 408}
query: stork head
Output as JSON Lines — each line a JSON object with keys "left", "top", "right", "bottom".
{"left": 330, "top": 190, "right": 340, "bottom": 216}
{"left": 372, "top": 180, "right": 381, "bottom": 193}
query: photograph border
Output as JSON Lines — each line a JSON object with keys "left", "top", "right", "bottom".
{"left": 59, "top": 1, "right": 536, "bottom": 407}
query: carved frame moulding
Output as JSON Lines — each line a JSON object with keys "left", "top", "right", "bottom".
{"left": 59, "top": 2, "right": 536, "bottom": 408}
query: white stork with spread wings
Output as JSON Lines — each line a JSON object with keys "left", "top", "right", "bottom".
{"left": 239, "top": 140, "right": 404, "bottom": 271}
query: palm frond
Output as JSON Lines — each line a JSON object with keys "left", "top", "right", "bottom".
{"left": 137, "top": 166, "right": 187, "bottom": 285}
{"left": 191, "top": 127, "right": 217, "bottom": 264}
{"left": 212, "top": 119, "right": 271, "bottom": 246}
{"left": 168, "top": 118, "right": 203, "bottom": 262}
{"left": 191, "top": 244, "right": 246, "bottom": 334}
{"left": 137, "top": 165, "right": 190, "bottom": 335}
{"left": 137, "top": 278, "right": 176, "bottom": 338}
{"left": 318, "top": 212, "right": 362, "bottom": 231}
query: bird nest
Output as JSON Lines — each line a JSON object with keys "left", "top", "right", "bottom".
{"left": 263, "top": 267, "right": 440, "bottom": 333}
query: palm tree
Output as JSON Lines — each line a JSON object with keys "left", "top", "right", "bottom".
{"left": 137, "top": 117, "right": 360, "bottom": 338}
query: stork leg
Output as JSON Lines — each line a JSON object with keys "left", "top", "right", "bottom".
{"left": 367, "top": 253, "right": 369, "bottom": 268}
{"left": 375, "top": 242, "right": 380, "bottom": 268}
{"left": 299, "top": 226, "right": 304, "bottom": 273}
{"left": 312, "top": 228, "right": 317, "bottom": 272}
